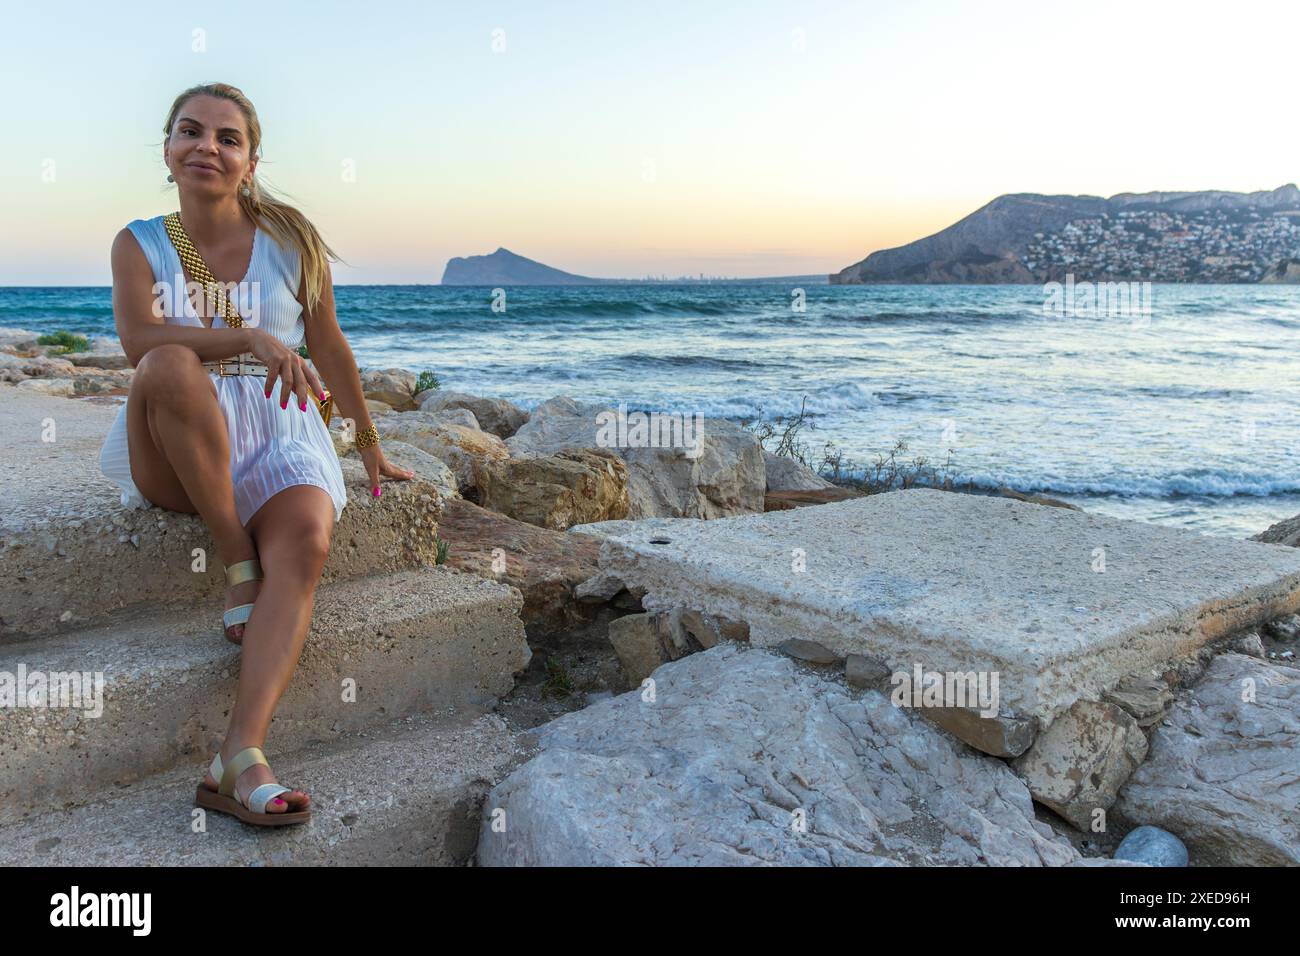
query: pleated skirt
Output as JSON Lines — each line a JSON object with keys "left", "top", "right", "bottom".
{"left": 99, "top": 374, "right": 348, "bottom": 527}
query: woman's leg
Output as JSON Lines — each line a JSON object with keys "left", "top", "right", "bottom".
{"left": 203, "top": 484, "right": 336, "bottom": 812}
{"left": 125, "top": 344, "right": 259, "bottom": 640}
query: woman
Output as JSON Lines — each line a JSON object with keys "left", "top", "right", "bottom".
{"left": 99, "top": 82, "right": 414, "bottom": 825}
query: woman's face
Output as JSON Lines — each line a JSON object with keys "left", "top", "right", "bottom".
{"left": 164, "top": 95, "right": 257, "bottom": 199}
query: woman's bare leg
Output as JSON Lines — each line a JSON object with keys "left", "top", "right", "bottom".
{"left": 125, "top": 344, "right": 259, "bottom": 641}
{"left": 201, "top": 484, "right": 335, "bottom": 812}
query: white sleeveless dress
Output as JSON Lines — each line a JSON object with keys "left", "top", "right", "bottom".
{"left": 98, "top": 213, "right": 348, "bottom": 527}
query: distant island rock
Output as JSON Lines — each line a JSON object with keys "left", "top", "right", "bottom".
{"left": 832, "top": 184, "right": 1300, "bottom": 284}
{"left": 440, "top": 247, "right": 830, "bottom": 286}
{"left": 441, "top": 248, "right": 617, "bottom": 286}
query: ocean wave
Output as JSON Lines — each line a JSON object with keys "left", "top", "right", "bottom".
{"left": 606, "top": 353, "right": 769, "bottom": 372}
{"left": 952, "top": 471, "right": 1300, "bottom": 499}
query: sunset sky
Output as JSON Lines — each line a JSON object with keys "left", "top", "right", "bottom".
{"left": 3, "top": 0, "right": 1298, "bottom": 284}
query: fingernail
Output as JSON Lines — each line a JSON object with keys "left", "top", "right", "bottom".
{"left": 280, "top": 400, "right": 287, "bottom": 409}
{"left": 300, "top": 401, "right": 306, "bottom": 411}
{"left": 318, "top": 390, "right": 326, "bottom": 400}
{"left": 273, "top": 798, "right": 285, "bottom": 805}
{"left": 264, "top": 391, "right": 271, "bottom": 398}
{"left": 373, "top": 486, "right": 381, "bottom": 497}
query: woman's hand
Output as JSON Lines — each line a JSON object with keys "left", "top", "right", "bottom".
{"left": 247, "top": 328, "right": 327, "bottom": 411}
{"left": 359, "top": 442, "right": 415, "bottom": 497}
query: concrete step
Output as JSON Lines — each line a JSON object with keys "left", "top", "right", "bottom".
{"left": 0, "top": 565, "right": 530, "bottom": 824}
{"left": 0, "top": 387, "right": 446, "bottom": 640}
{"left": 0, "top": 709, "right": 528, "bottom": 866}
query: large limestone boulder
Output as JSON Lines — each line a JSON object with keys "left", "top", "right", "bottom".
{"left": 695, "top": 419, "right": 765, "bottom": 518}
{"left": 418, "top": 389, "right": 529, "bottom": 439}
{"left": 1011, "top": 699, "right": 1148, "bottom": 831}
{"left": 505, "top": 396, "right": 764, "bottom": 519}
{"left": 0, "top": 352, "right": 77, "bottom": 383}
{"left": 763, "top": 450, "right": 835, "bottom": 492}
{"left": 373, "top": 416, "right": 508, "bottom": 495}
{"left": 15, "top": 378, "right": 75, "bottom": 397}
{"left": 360, "top": 367, "right": 419, "bottom": 411}
{"left": 0, "top": 328, "right": 41, "bottom": 352}
{"left": 436, "top": 498, "right": 603, "bottom": 637}
{"left": 479, "top": 448, "right": 629, "bottom": 531}
{"left": 72, "top": 368, "right": 134, "bottom": 394}
{"left": 347, "top": 439, "right": 459, "bottom": 501}
{"left": 1114, "top": 654, "right": 1299, "bottom": 865}
{"left": 477, "top": 643, "right": 1080, "bottom": 866}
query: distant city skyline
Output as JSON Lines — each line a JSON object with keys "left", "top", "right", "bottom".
{"left": 3, "top": 0, "right": 1298, "bottom": 285}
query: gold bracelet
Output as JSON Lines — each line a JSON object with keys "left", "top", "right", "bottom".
{"left": 355, "top": 424, "right": 380, "bottom": 449}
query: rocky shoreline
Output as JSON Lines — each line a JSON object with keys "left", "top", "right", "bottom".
{"left": 4, "top": 323, "right": 1300, "bottom": 867}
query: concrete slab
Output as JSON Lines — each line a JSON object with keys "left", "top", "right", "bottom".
{"left": 0, "top": 565, "right": 530, "bottom": 824}
{"left": 0, "top": 386, "right": 445, "bottom": 639}
{"left": 571, "top": 488, "right": 1300, "bottom": 725}
{"left": 0, "top": 711, "right": 526, "bottom": 866}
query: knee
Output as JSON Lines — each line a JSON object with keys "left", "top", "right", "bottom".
{"left": 276, "top": 523, "right": 332, "bottom": 580}
{"left": 135, "top": 344, "right": 206, "bottom": 392}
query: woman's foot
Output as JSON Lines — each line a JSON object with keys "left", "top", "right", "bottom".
{"left": 201, "top": 752, "right": 311, "bottom": 814}
{"left": 223, "top": 555, "right": 262, "bottom": 644}
{"left": 223, "top": 576, "right": 261, "bottom": 643}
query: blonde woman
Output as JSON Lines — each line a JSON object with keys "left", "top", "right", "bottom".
{"left": 99, "top": 82, "right": 414, "bottom": 825}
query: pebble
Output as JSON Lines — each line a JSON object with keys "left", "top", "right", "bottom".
{"left": 1114, "top": 825, "right": 1188, "bottom": 867}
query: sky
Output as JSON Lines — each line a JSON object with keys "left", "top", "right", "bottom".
{"left": 2, "top": 0, "right": 1298, "bottom": 285}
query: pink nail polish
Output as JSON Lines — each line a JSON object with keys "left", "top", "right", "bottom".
{"left": 274, "top": 798, "right": 285, "bottom": 805}
{"left": 300, "top": 401, "right": 306, "bottom": 411}
{"left": 373, "top": 486, "right": 380, "bottom": 497}
{"left": 264, "top": 390, "right": 271, "bottom": 398}
{"left": 280, "top": 400, "right": 287, "bottom": 409}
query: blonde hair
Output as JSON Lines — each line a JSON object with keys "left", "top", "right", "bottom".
{"left": 161, "top": 82, "right": 343, "bottom": 314}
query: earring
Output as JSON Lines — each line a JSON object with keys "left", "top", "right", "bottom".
{"left": 166, "top": 173, "right": 174, "bottom": 183}
{"left": 241, "top": 184, "right": 251, "bottom": 197}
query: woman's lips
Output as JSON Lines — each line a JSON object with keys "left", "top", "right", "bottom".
{"left": 187, "top": 164, "right": 220, "bottom": 173}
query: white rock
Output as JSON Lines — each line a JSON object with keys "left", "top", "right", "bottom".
{"left": 417, "top": 390, "right": 528, "bottom": 439}
{"left": 1114, "top": 653, "right": 1300, "bottom": 865}
{"left": 764, "top": 450, "right": 835, "bottom": 492}
{"left": 477, "top": 643, "right": 1080, "bottom": 866}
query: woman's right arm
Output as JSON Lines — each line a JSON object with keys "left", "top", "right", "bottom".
{"left": 111, "top": 227, "right": 256, "bottom": 367}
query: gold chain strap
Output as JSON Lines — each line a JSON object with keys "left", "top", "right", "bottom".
{"left": 162, "top": 211, "right": 335, "bottom": 427}
{"left": 162, "top": 211, "right": 244, "bottom": 327}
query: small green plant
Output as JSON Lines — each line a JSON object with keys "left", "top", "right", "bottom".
{"left": 413, "top": 370, "right": 441, "bottom": 396}
{"left": 434, "top": 536, "right": 450, "bottom": 565}
{"left": 37, "top": 331, "right": 89, "bottom": 354}
{"left": 541, "top": 656, "right": 574, "bottom": 700}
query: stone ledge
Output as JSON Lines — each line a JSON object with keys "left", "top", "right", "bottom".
{"left": 0, "top": 711, "right": 526, "bottom": 866}
{"left": 0, "top": 565, "right": 529, "bottom": 824}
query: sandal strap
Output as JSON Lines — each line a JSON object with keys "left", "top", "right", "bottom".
{"left": 223, "top": 603, "right": 255, "bottom": 627}
{"left": 219, "top": 746, "right": 268, "bottom": 798}
{"left": 246, "top": 783, "right": 292, "bottom": 815}
{"left": 224, "top": 558, "right": 264, "bottom": 587}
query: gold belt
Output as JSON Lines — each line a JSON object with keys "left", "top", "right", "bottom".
{"left": 202, "top": 353, "right": 270, "bottom": 377}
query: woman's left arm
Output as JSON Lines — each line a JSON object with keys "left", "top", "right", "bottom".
{"left": 300, "top": 261, "right": 413, "bottom": 496}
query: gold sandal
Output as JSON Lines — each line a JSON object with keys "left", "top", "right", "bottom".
{"left": 222, "top": 558, "right": 263, "bottom": 644}
{"left": 194, "top": 746, "right": 311, "bottom": 827}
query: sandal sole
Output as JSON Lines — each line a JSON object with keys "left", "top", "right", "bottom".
{"left": 195, "top": 785, "right": 311, "bottom": 827}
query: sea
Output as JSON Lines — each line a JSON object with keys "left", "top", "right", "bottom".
{"left": 3, "top": 282, "right": 1298, "bottom": 539}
